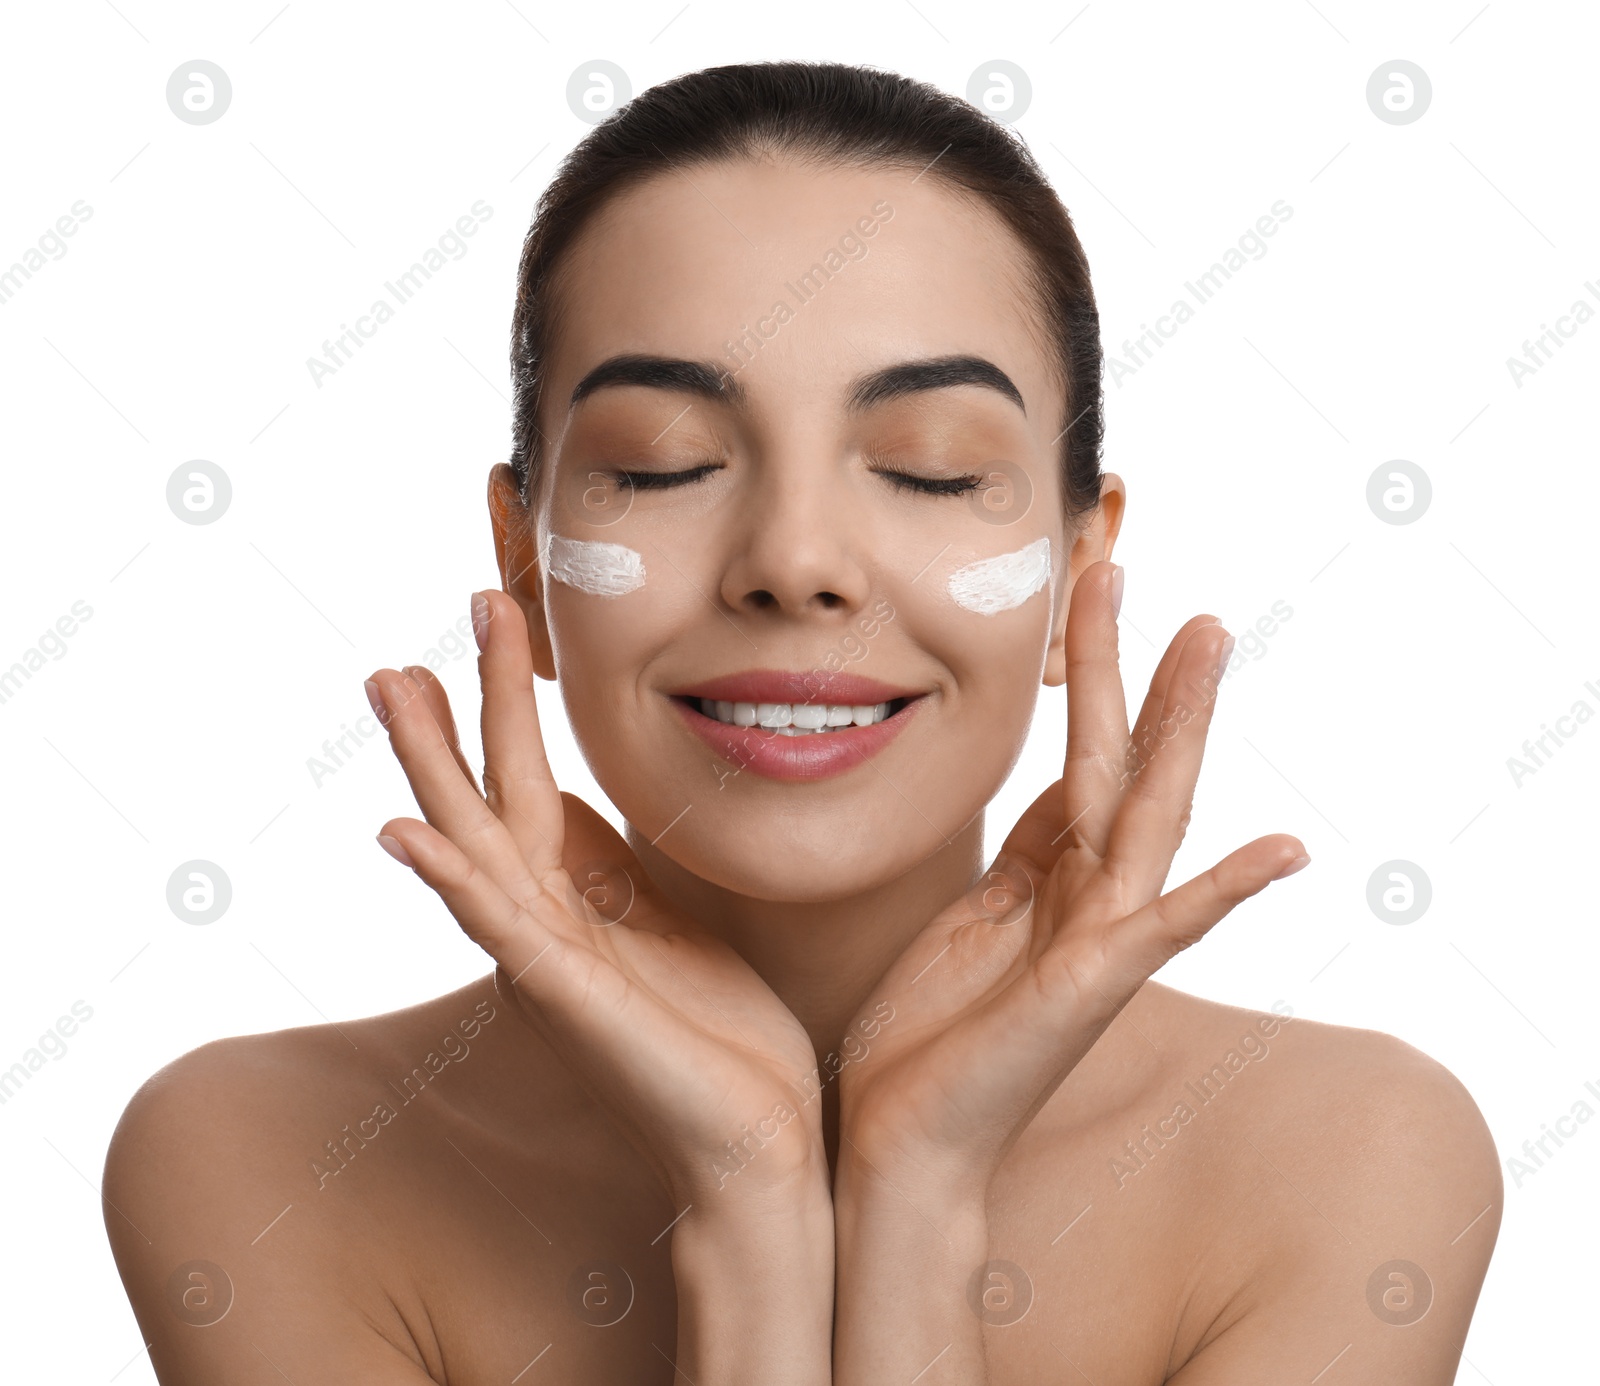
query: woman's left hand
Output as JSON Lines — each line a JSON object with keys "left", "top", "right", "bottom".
{"left": 834, "top": 560, "right": 1309, "bottom": 1199}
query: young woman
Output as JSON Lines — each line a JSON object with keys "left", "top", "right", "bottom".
{"left": 104, "top": 61, "right": 1500, "bottom": 1384}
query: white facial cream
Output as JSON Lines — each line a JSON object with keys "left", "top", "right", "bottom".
{"left": 543, "top": 534, "right": 646, "bottom": 597}
{"left": 946, "top": 536, "right": 1052, "bottom": 615}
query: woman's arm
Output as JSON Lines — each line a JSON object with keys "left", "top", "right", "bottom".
{"left": 830, "top": 562, "right": 1308, "bottom": 1383}
{"left": 365, "top": 591, "right": 840, "bottom": 1382}
{"left": 671, "top": 1189, "right": 836, "bottom": 1385}
{"left": 832, "top": 1038, "right": 1502, "bottom": 1385}
{"left": 832, "top": 1159, "right": 991, "bottom": 1380}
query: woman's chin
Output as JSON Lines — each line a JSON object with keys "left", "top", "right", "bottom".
{"left": 629, "top": 819, "right": 941, "bottom": 906}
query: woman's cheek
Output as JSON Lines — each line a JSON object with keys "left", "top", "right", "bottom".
{"left": 542, "top": 525, "right": 708, "bottom": 636}
{"left": 898, "top": 535, "right": 1056, "bottom": 778}
{"left": 942, "top": 534, "right": 1053, "bottom": 616}
{"left": 887, "top": 532, "right": 1057, "bottom": 676}
{"left": 543, "top": 533, "right": 647, "bottom": 597}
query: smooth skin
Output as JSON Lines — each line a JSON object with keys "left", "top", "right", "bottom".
{"left": 103, "top": 157, "right": 1500, "bottom": 1383}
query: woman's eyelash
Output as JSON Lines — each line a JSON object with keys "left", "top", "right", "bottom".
{"left": 874, "top": 466, "right": 984, "bottom": 497}
{"left": 608, "top": 462, "right": 982, "bottom": 497}
{"left": 611, "top": 462, "right": 722, "bottom": 491}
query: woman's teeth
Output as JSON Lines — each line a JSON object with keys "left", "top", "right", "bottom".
{"left": 696, "top": 698, "right": 893, "bottom": 734}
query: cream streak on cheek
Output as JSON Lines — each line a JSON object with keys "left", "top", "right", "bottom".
{"left": 946, "top": 536, "right": 1052, "bottom": 614}
{"left": 543, "top": 534, "right": 647, "bottom": 597}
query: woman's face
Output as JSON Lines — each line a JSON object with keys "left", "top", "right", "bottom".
{"left": 493, "top": 156, "right": 1118, "bottom": 902}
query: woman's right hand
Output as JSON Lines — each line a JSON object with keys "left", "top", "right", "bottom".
{"left": 363, "top": 589, "right": 825, "bottom": 1216}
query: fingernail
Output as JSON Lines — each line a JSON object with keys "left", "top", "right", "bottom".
{"left": 376, "top": 834, "right": 415, "bottom": 869}
{"left": 472, "top": 592, "right": 490, "bottom": 652}
{"left": 1109, "top": 564, "right": 1124, "bottom": 618}
{"left": 1214, "top": 632, "right": 1235, "bottom": 681}
{"left": 364, "top": 678, "right": 391, "bottom": 726}
{"left": 1274, "top": 852, "right": 1311, "bottom": 880}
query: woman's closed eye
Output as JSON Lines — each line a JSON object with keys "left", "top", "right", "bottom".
{"left": 872, "top": 465, "right": 984, "bottom": 497}
{"left": 609, "top": 461, "right": 724, "bottom": 491}
{"left": 606, "top": 461, "right": 985, "bottom": 497}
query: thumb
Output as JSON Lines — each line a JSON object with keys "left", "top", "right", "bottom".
{"left": 559, "top": 792, "right": 644, "bottom": 928}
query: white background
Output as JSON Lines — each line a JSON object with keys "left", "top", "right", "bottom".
{"left": 1, "top": 0, "right": 1594, "bottom": 1379}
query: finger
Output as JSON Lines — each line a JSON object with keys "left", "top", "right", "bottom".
{"left": 475, "top": 588, "right": 565, "bottom": 872}
{"left": 377, "top": 818, "right": 728, "bottom": 1152}
{"left": 559, "top": 790, "right": 632, "bottom": 875}
{"left": 367, "top": 665, "right": 543, "bottom": 899}
{"left": 1101, "top": 620, "right": 1232, "bottom": 903}
{"left": 1113, "top": 834, "right": 1308, "bottom": 977}
{"left": 374, "top": 815, "right": 593, "bottom": 1012}
{"left": 403, "top": 664, "right": 482, "bottom": 796}
{"left": 1005, "top": 612, "right": 1216, "bottom": 878}
{"left": 556, "top": 790, "right": 668, "bottom": 937}
{"left": 1060, "top": 560, "right": 1130, "bottom": 854}
{"left": 989, "top": 833, "right": 1307, "bottom": 1082}
{"left": 999, "top": 777, "right": 1070, "bottom": 875}
{"left": 1124, "top": 612, "right": 1223, "bottom": 789}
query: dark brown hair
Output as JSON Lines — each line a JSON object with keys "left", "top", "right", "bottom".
{"left": 508, "top": 60, "right": 1103, "bottom": 521}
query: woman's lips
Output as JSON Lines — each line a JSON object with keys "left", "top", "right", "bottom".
{"left": 669, "top": 694, "right": 925, "bottom": 782}
{"left": 670, "top": 668, "right": 923, "bottom": 706}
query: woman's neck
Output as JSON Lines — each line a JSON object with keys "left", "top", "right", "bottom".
{"left": 628, "top": 818, "right": 987, "bottom": 1061}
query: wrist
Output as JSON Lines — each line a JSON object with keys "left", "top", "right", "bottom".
{"left": 671, "top": 1197, "right": 835, "bottom": 1386}
{"left": 834, "top": 1129, "right": 993, "bottom": 1225}
{"left": 834, "top": 1163, "right": 989, "bottom": 1261}
{"left": 831, "top": 1159, "right": 993, "bottom": 1384}
{"left": 672, "top": 1098, "right": 833, "bottom": 1207}
{"left": 671, "top": 1187, "right": 835, "bottom": 1269}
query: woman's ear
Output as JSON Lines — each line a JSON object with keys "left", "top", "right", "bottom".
{"left": 487, "top": 463, "right": 557, "bottom": 681}
{"left": 1042, "top": 472, "right": 1126, "bottom": 688}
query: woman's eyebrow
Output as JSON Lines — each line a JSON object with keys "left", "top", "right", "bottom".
{"left": 566, "top": 352, "right": 1026, "bottom": 416}
{"left": 846, "top": 355, "right": 1026, "bottom": 416}
{"left": 569, "top": 355, "right": 743, "bottom": 411}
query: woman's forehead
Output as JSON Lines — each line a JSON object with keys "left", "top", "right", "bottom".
{"left": 544, "top": 157, "right": 1059, "bottom": 424}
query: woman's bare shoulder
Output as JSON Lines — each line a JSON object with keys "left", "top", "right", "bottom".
{"left": 100, "top": 975, "right": 525, "bottom": 1226}
{"left": 111, "top": 978, "right": 491, "bottom": 1126}
{"left": 1133, "top": 980, "right": 1500, "bottom": 1183}
{"left": 99, "top": 980, "right": 519, "bottom": 1378}
{"left": 1133, "top": 982, "right": 1502, "bottom": 1377}
{"left": 1143, "top": 981, "right": 1495, "bottom": 1131}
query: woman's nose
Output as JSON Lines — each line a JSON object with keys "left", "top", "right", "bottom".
{"left": 716, "top": 467, "right": 872, "bottom": 619}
